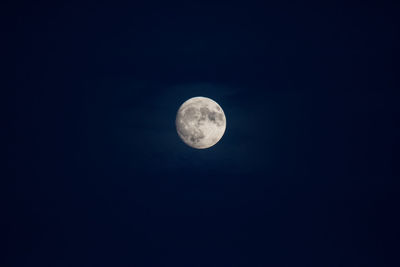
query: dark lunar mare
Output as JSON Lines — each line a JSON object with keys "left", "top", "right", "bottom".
{"left": 176, "top": 106, "right": 206, "bottom": 145}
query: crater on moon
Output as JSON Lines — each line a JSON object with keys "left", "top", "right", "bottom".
{"left": 176, "top": 96, "right": 226, "bottom": 149}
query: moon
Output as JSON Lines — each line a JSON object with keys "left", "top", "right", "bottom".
{"left": 176, "top": 96, "right": 226, "bottom": 149}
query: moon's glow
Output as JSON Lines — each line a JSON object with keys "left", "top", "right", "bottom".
{"left": 176, "top": 97, "right": 226, "bottom": 149}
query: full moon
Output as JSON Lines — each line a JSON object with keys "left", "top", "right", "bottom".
{"left": 176, "top": 96, "right": 226, "bottom": 149}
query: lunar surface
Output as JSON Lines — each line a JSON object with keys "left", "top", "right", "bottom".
{"left": 176, "top": 97, "right": 226, "bottom": 149}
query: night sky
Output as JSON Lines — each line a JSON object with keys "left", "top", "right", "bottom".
{"left": 9, "top": 0, "right": 400, "bottom": 266}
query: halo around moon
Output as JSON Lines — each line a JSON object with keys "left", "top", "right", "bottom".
{"left": 176, "top": 97, "right": 226, "bottom": 149}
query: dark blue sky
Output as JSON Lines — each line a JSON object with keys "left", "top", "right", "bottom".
{"left": 9, "top": 0, "right": 400, "bottom": 266}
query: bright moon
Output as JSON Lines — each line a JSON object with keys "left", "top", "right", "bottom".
{"left": 176, "top": 97, "right": 226, "bottom": 149}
